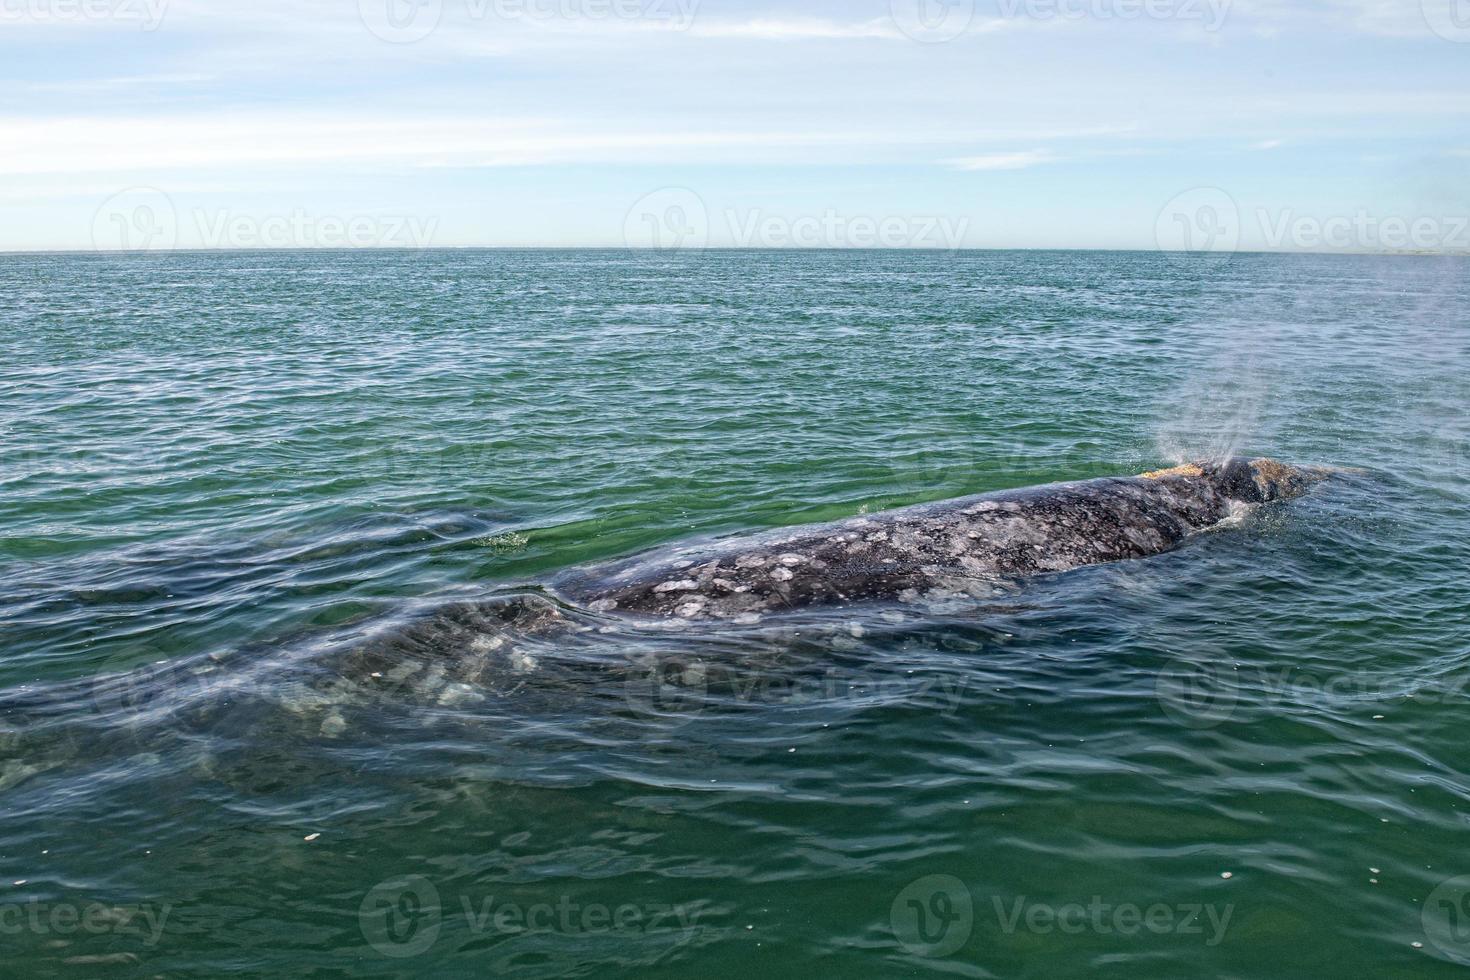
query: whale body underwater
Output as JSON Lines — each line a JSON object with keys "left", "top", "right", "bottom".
{"left": 0, "top": 457, "right": 1335, "bottom": 766}
{"left": 552, "top": 457, "right": 1329, "bottom": 624}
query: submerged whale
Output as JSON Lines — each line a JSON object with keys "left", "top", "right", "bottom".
{"left": 553, "top": 457, "right": 1329, "bottom": 623}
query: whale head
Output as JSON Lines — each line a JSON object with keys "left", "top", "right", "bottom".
{"left": 1202, "top": 456, "right": 1328, "bottom": 503}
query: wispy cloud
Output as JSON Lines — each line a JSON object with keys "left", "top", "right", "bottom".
{"left": 21, "top": 73, "right": 214, "bottom": 94}
{"left": 688, "top": 17, "right": 904, "bottom": 40}
{"left": 1, "top": 116, "right": 1147, "bottom": 176}
{"left": 1252, "top": 139, "right": 1285, "bottom": 150}
{"left": 945, "top": 150, "right": 1059, "bottom": 171}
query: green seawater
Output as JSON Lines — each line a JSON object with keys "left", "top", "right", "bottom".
{"left": 0, "top": 249, "right": 1467, "bottom": 977}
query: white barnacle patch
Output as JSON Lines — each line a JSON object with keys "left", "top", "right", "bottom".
{"left": 735, "top": 554, "right": 767, "bottom": 569}
{"left": 654, "top": 579, "right": 699, "bottom": 593}
{"left": 508, "top": 649, "right": 539, "bottom": 673}
{"left": 676, "top": 599, "right": 707, "bottom": 618}
{"left": 733, "top": 612, "right": 763, "bottom": 624}
{"left": 898, "top": 588, "right": 921, "bottom": 603}
{"left": 845, "top": 518, "right": 878, "bottom": 530}
{"left": 589, "top": 598, "right": 619, "bottom": 613}
{"left": 866, "top": 531, "right": 890, "bottom": 542}
{"left": 671, "top": 560, "right": 694, "bottom": 569}
{"left": 964, "top": 501, "right": 999, "bottom": 514}
{"left": 770, "top": 567, "right": 794, "bottom": 582}
{"left": 777, "top": 553, "right": 808, "bottom": 566}
{"left": 469, "top": 635, "right": 505, "bottom": 653}
{"left": 438, "top": 683, "right": 481, "bottom": 706}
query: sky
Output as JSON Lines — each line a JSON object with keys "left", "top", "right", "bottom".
{"left": 1, "top": 0, "right": 1468, "bottom": 251}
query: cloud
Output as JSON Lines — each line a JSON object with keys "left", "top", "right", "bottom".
{"left": 945, "top": 150, "right": 1059, "bottom": 171}
{"left": 0, "top": 116, "right": 1143, "bottom": 176}
{"left": 687, "top": 17, "right": 905, "bottom": 40}
{"left": 20, "top": 73, "right": 215, "bottom": 94}
{"left": 1252, "top": 139, "right": 1284, "bottom": 150}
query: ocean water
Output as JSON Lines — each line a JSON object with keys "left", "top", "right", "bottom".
{"left": 0, "top": 248, "right": 1466, "bottom": 977}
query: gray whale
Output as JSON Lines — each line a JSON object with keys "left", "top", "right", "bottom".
{"left": 553, "top": 457, "right": 1327, "bottom": 623}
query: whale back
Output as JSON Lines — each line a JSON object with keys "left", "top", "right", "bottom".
{"left": 553, "top": 458, "right": 1326, "bottom": 623}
